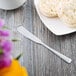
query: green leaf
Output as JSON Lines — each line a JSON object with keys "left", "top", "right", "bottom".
{"left": 0, "top": 49, "right": 3, "bottom": 55}
{"left": 15, "top": 53, "right": 23, "bottom": 60}
{"left": 12, "top": 39, "right": 18, "bottom": 42}
{"left": 12, "top": 39, "right": 20, "bottom": 42}
{"left": 3, "top": 26, "right": 10, "bottom": 30}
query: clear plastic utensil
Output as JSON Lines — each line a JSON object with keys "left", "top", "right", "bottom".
{"left": 17, "top": 26, "right": 72, "bottom": 63}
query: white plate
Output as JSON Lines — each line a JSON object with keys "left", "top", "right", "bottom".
{"left": 34, "top": 0, "right": 76, "bottom": 36}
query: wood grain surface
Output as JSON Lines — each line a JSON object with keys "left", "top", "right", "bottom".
{"left": 0, "top": 0, "right": 76, "bottom": 76}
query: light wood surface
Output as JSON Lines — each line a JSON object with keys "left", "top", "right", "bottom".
{"left": 0, "top": 0, "right": 76, "bottom": 76}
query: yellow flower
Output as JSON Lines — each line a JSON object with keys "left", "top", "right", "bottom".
{"left": 0, "top": 59, "right": 28, "bottom": 76}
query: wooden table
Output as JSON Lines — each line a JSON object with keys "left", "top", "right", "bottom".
{"left": 0, "top": 0, "right": 76, "bottom": 76}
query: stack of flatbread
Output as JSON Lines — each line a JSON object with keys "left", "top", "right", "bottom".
{"left": 39, "top": 0, "right": 76, "bottom": 27}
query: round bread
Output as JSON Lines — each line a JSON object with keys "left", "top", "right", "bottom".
{"left": 39, "top": 0, "right": 60, "bottom": 17}
{"left": 57, "top": 0, "right": 76, "bottom": 27}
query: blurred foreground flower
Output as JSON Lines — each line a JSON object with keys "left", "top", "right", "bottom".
{"left": 0, "top": 19, "right": 12, "bottom": 68}
{"left": 0, "top": 19, "right": 28, "bottom": 76}
{"left": 0, "top": 59, "right": 28, "bottom": 76}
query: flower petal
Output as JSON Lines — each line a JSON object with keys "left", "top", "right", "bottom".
{"left": 0, "top": 30, "right": 10, "bottom": 37}
{"left": 0, "top": 57, "right": 11, "bottom": 68}
{"left": 0, "top": 19, "right": 5, "bottom": 27}
{"left": 2, "top": 40, "right": 12, "bottom": 53}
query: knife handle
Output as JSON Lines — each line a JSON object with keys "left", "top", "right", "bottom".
{"left": 41, "top": 42, "right": 72, "bottom": 63}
